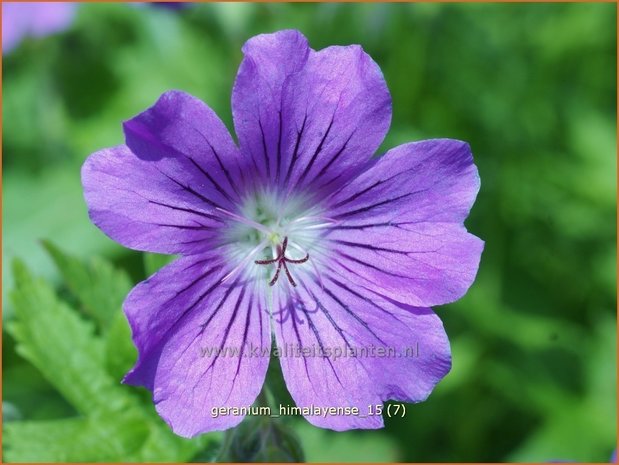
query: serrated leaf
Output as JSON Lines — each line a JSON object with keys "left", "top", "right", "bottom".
{"left": 104, "top": 310, "right": 137, "bottom": 381}
{"left": 3, "top": 414, "right": 149, "bottom": 462}
{"left": 6, "top": 260, "right": 218, "bottom": 462}
{"left": 42, "top": 240, "right": 131, "bottom": 329}
{"left": 8, "top": 259, "right": 136, "bottom": 415}
{"left": 4, "top": 408, "right": 217, "bottom": 463}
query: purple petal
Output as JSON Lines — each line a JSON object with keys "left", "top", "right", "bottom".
{"left": 232, "top": 30, "right": 391, "bottom": 196}
{"left": 232, "top": 30, "right": 310, "bottom": 183}
{"left": 82, "top": 145, "right": 225, "bottom": 255}
{"left": 2, "top": 3, "right": 29, "bottom": 53}
{"left": 324, "top": 139, "right": 483, "bottom": 307}
{"left": 279, "top": 43, "right": 391, "bottom": 197}
{"left": 124, "top": 254, "right": 271, "bottom": 436}
{"left": 82, "top": 91, "right": 249, "bottom": 254}
{"left": 29, "top": 2, "right": 76, "bottom": 37}
{"left": 272, "top": 276, "right": 451, "bottom": 430}
{"left": 2, "top": 2, "right": 76, "bottom": 54}
{"left": 123, "top": 90, "right": 246, "bottom": 204}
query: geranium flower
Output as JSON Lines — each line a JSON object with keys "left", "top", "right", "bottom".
{"left": 82, "top": 30, "right": 483, "bottom": 437}
{"left": 2, "top": 2, "right": 77, "bottom": 54}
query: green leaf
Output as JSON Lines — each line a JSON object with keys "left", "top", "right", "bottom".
{"left": 2, "top": 167, "right": 119, "bottom": 316}
{"left": 507, "top": 317, "right": 617, "bottom": 462}
{"left": 3, "top": 405, "right": 215, "bottom": 463}
{"left": 143, "top": 252, "right": 176, "bottom": 276}
{"left": 6, "top": 260, "right": 218, "bottom": 462}
{"left": 7, "top": 259, "right": 136, "bottom": 415}
{"left": 42, "top": 240, "right": 131, "bottom": 330}
{"left": 103, "top": 310, "right": 137, "bottom": 381}
{"left": 3, "top": 415, "right": 149, "bottom": 462}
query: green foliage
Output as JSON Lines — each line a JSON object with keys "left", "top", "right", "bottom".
{"left": 1, "top": 167, "right": 116, "bottom": 316}
{"left": 5, "top": 416, "right": 149, "bottom": 462}
{"left": 143, "top": 252, "right": 177, "bottom": 277}
{"left": 4, "top": 253, "right": 217, "bottom": 462}
{"left": 104, "top": 311, "right": 138, "bottom": 382}
{"left": 507, "top": 316, "right": 617, "bottom": 461}
{"left": 8, "top": 260, "right": 130, "bottom": 414}
{"left": 42, "top": 240, "right": 132, "bottom": 329}
{"left": 3, "top": 3, "right": 616, "bottom": 462}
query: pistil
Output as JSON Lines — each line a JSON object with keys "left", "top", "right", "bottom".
{"left": 255, "top": 237, "right": 309, "bottom": 287}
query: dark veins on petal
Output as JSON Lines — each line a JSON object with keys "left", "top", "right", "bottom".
{"left": 186, "top": 157, "right": 236, "bottom": 204}
{"left": 333, "top": 252, "right": 412, "bottom": 279}
{"left": 290, "top": 286, "right": 347, "bottom": 389}
{"left": 324, "top": 274, "right": 410, "bottom": 328}
{"left": 315, "top": 131, "right": 356, "bottom": 180}
{"left": 195, "top": 286, "right": 248, "bottom": 400}
{"left": 156, "top": 167, "right": 224, "bottom": 210}
{"left": 190, "top": 126, "right": 243, "bottom": 199}
{"left": 294, "top": 114, "right": 336, "bottom": 188}
{"left": 258, "top": 118, "right": 271, "bottom": 180}
{"left": 276, "top": 110, "right": 283, "bottom": 183}
{"left": 284, "top": 112, "right": 308, "bottom": 185}
{"left": 147, "top": 199, "right": 224, "bottom": 224}
{"left": 332, "top": 192, "right": 412, "bottom": 219}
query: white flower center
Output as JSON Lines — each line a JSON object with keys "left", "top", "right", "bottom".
{"left": 219, "top": 188, "right": 333, "bottom": 287}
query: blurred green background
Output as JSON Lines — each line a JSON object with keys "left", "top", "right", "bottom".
{"left": 2, "top": 2, "right": 617, "bottom": 462}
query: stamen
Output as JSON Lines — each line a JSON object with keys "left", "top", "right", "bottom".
{"left": 291, "top": 222, "right": 336, "bottom": 231}
{"left": 254, "top": 236, "right": 309, "bottom": 287}
{"left": 282, "top": 261, "right": 296, "bottom": 287}
{"left": 283, "top": 240, "right": 311, "bottom": 262}
{"left": 269, "top": 262, "right": 283, "bottom": 286}
{"left": 287, "top": 215, "right": 339, "bottom": 226}
{"left": 288, "top": 240, "right": 324, "bottom": 290}
{"left": 255, "top": 256, "right": 279, "bottom": 265}
{"left": 216, "top": 207, "right": 273, "bottom": 235}
{"left": 223, "top": 239, "right": 269, "bottom": 283}
{"left": 285, "top": 255, "right": 310, "bottom": 264}
{"left": 281, "top": 236, "right": 289, "bottom": 255}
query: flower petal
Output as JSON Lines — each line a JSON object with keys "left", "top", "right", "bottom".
{"left": 272, "top": 275, "right": 451, "bottom": 430}
{"left": 279, "top": 43, "right": 391, "bottom": 197}
{"left": 2, "top": 3, "right": 29, "bottom": 53}
{"left": 82, "top": 91, "right": 250, "bottom": 255}
{"left": 123, "top": 253, "right": 271, "bottom": 437}
{"left": 232, "top": 30, "right": 391, "bottom": 195}
{"left": 232, "top": 30, "right": 310, "bottom": 183}
{"left": 324, "top": 139, "right": 483, "bottom": 307}
{"left": 123, "top": 90, "right": 247, "bottom": 205}
{"left": 82, "top": 145, "right": 225, "bottom": 254}
{"left": 2, "top": 2, "right": 77, "bottom": 54}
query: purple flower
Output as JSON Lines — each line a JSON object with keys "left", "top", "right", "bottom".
{"left": 2, "top": 2, "right": 77, "bottom": 54}
{"left": 82, "top": 30, "right": 483, "bottom": 437}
